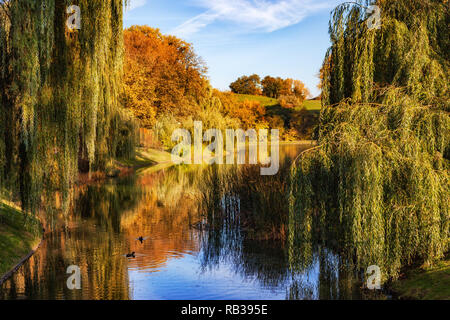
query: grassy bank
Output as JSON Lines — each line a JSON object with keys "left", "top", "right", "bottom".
{"left": 117, "top": 147, "right": 173, "bottom": 168}
{"left": 391, "top": 257, "right": 450, "bottom": 300}
{"left": 114, "top": 147, "right": 175, "bottom": 176}
{"left": 0, "top": 201, "right": 42, "bottom": 278}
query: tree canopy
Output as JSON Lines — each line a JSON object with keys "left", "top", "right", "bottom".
{"left": 321, "top": 0, "right": 449, "bottom": 107}
{"left": 230, "top": 74, "right": 310, "bottom": 101}
{"left": 123, "top": 25, "right": 208, "bottom": 127}
{"left": 290, "top": 0, "right": 449, "bottom": 280}
{"left": 229, "top": 74, "right": 262, "bottom": 95}
{"left": 0, "top": 0, "right": 137, "bottom": 215}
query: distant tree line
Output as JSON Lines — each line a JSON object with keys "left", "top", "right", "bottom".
{"left": 123, "top": 26, "right": 317, "bottom": 145}
{"left": 229, "top": 74, "right": 310, "bottom": 101}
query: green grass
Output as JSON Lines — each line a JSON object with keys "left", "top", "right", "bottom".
{"left": 391, "top": 257, "right": 450, "bottom": 300}
{"left": 117, "top": 148, "right": 173, "bottom": 168}
{"left": 0, "top": 201, "right": 42, "bottom": 278}
{"left": 235, "top": 94, "right": 279, "bottom": 107}
{"left": 137, "top": 148, "right": 173, "bottom": 163}
{"left": 235, "top": 94, "right": 322, "bottom": 112}
{"left": 302, "top": 99, "right": 322, "bottom": 112}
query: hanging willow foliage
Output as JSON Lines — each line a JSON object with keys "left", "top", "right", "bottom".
{"left": 290, "top": 0, "right": 449, "bottom": 281}
{"left": 321, "top": 0, "right": 449, "bottom": 107}
{"left": 0, "top": 0, "right": 137, "bottom": 216}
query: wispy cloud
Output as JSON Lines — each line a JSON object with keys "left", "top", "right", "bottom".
{"left": 172, "top": 0, "right": 339, "bottom": 37}
{"left": 126, "top": 0, "right": 147, "bottom": 11}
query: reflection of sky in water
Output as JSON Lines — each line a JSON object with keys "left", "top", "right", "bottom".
{"left": 2, "top": 144, "right": 363, "bottom": 300}
{"left": 128, "top": 249, "right": 324, "bottom": 300}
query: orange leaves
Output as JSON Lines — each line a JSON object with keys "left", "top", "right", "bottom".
{"left": 292, "top": 80, "right": 310, "bottom": 102}
{"left": 227, "top": 100, "right": 267, "bottom": 129}
{"left": 123, "top": 26, "right": 208, "bottom": 127}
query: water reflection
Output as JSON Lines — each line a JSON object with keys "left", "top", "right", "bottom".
{"left": 1, "top": 144, "right": 374, "bottom": 300}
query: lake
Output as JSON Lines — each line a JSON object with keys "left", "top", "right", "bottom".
{"left": 0, "top": 144, "right": 372, "bottom": 300}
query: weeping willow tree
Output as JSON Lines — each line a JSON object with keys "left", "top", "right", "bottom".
{"left": 0, "top": 0, "right": 138, "bottom": 217}
{"left": 321, "top": 0, "right": 449, "bottom": 107}
{"left": 290, "top": 0, "right": 449, "bottom": 281}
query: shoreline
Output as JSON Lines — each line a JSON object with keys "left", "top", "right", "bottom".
{"left": 0, "top": 233, "right": 43, "bottom": 286}
{"left": 77, "top": 147, "right": 174, "bottom": 185}
{"left": 0, "top": 202, "right": 44, "bottom": 286}
{"left": 388, "top": 255, "right": 450, "bottom": 300}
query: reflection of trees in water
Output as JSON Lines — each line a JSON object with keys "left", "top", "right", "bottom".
{"left": 197, "top": 160, "right": 294, "bottom": 289}
{"left": 198, "top": 151, "right": 297, "bottom": 240}
{"left": 287, "top": 247, "right": 363, "bottom": 300}
{"left": 1, "top": 222, "right": 130, "bottom": 299}
{"left": 196, "top": 145, "right": 370, "bottom": 300}
{"left": 1, "top": 176, "right": 144, "bottom": 300}
{"left": 199, "top": 226, "right": 292, "bottom": 289}
{"left": 199, "top": 222, "right": 364, "bottom": 300}
{"left": 120, "top": 167, "right": 204, "bottom": 271}
{"left": 1, "top": 167, "right": 211, "bottom": 300}
{"left": 74, "top": 175, "right": 143, "bottom": 232}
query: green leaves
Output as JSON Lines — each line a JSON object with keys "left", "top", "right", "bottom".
{"left": 290, "top": 92, "right": 450, "bottom": 280}
{"left": 0, "top": 0, "right": 137, "bottom": 216}
{"left": 291, "top": 0, "right": 449, "bottom": 280}
{"left": 323, "top": 0, "right": 448, "bottom": 106}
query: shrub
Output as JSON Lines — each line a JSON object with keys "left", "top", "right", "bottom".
{"left": 278, "top": 95, "right": 303, "bottom": 109}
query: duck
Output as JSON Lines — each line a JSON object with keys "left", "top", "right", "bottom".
{"left": 126, "top": 252, "right": 136, "bottom": 258}
{"left": 136, "top": 236, "right": 149, "bottom": 244}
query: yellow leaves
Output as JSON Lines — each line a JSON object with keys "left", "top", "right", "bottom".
{"left": 226, "top": 100, "right": 267, "bottom": 129}
{"left": 124, "top": 26, "right": 208, "bottom": 127}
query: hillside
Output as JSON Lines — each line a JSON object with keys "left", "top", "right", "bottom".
{"left": 234, "top": 93, "right": 321, "bottom": 140}
{"left": 235, "top": 93, "right": 322, "bottom": 112}
{"left": 235, "top": 94, "right": 279, "bottom": 107}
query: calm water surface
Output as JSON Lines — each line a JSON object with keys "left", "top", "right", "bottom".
{"left": 1, "top": 144, "right": 367, "bottom": 300}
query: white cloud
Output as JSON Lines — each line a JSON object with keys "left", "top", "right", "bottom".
{"left": 172, "top": 0, "right": 339, "bottom": 37}
{"left": 126, "top": 0, "right": 147, "bottom": 11}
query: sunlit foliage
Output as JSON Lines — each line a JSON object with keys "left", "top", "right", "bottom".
{"left": 321, "top": 0, "right": 448, "bottom": 106}
{"left": 229, "top": 74, "right": 262, "bottom": 95}
{"left": 230, "top": 74, "right": 310, "bottom": 102}
{"left": 290, "top": 0, "right": 449, "bottom": 280}
{"left": 123, "top": 25, "right": 209, "bottom": 127}
{"left": 0, "top": 0, "right": 137, "bottom": 215}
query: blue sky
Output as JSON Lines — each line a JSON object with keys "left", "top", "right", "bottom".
{"left": 124, "top": 0, "right": 344, "bottom": 97}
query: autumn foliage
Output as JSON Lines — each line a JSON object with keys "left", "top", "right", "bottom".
{"left": 124, "top": 26, "right": 208, "bottom": 127}
{"left": 229, "top": 74, "right": 262, "bottom": 95}
{"left": 230, "top": 75, "right": 310, "bottom": 101}
{"left": 123, "top": 26, "right": 315, "bottom": 144}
